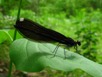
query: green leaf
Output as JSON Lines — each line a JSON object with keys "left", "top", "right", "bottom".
{"left": 8, "top": 30, "right": 23, "bottom": 39}
{"left": 10, "top": 38, "right": 102, "bottom": 77}
{"left": 0, "top": 30, "right": 13, "bottom": 43}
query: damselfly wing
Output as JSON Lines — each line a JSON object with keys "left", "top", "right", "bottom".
{"left": 14, "top": 18, "right": 81, "bottom": 47}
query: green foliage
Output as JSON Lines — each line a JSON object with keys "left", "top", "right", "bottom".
{"left": 0, "top": 15, "right": 15, "bottom": 29}
{"left": 76, "top": 25, "right": 98, "bottom": 61}
{"left": 9, "top": 9, "right": 36, "bottom": 19}
{"left": 39, "top": 0, "right": 102, "bottom": 16}
{"left": 0, "top": 30, "right": 12, "bottom": 63}
{"left": 69, "top": 9, "right": 102, "bottom": 61}
{"left": 0, "top": 42, "right": 9, "bottom": 62}
{"left": 10, "top": 38, "right": 102, "bottom": 77}
{"left": 0, "top": 0, "right": 102, "bottom": 15}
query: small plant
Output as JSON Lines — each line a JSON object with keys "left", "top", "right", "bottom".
{"left": 75, "top": 24, "right": 98, "bottom": 61}
{"left": 74, "top": 10, "right": 101, "bottom": 61}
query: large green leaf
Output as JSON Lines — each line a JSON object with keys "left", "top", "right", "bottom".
{"left": 10, "top": 38, "right": 102, "bottom": 77}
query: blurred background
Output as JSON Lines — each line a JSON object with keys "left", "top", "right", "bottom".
{"left": 0, "top": 0, "right": 102, "bottom": 77}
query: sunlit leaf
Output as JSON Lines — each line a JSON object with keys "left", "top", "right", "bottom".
{"left": 0, "top": 30, "right": 13, "bottom": 43}
{"left": 10, "top": 38, "right": 102, "bottom": 77}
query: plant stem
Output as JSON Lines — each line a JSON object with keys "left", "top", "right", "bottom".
{"left": 8, "top": 61, "right": 13, "bottom": 77}
{"left": 8, "top": 0, "right": 22, "bottom": 77}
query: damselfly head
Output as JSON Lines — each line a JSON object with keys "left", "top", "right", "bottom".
{"left": 76, "top": 41, "right": 81, "bottom": 46}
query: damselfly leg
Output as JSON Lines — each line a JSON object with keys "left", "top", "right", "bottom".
{"left": 52, "top": 43, "right": 60, "bottom": 57}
